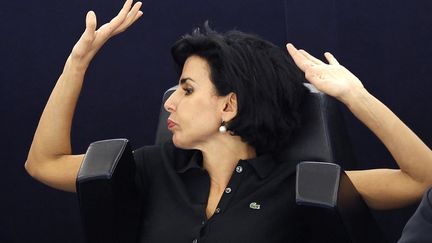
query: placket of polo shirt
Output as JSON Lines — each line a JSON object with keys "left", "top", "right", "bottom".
{"left": 198, "top": 160, "right": 247, "bottom": 240}
{"left": 207, "top": 160, "right": 247, "bottom": 219}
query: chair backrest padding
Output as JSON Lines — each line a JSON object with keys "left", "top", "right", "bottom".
{"left": 296, "top": 162, "right": 387, "bottom": 242}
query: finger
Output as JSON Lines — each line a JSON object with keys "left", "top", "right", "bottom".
{"left": 119, "top": 0, "right": 134, "bottom": 16}
{"left": 126, "top": 2, "right": 143, "bottom": 23}
{"left": 135, "top": 10, "right": 144, "bottom": 21}
{"left": 299, "top": 49, "right": 325, "bottom": 65}
{"left": 81, "top": 11, "right": 97, "bottom": 42}
{"left": 324, "top": 52, "right": 340, "bottom": 65}
{"left": 114, "top": 10, "right": 143, "bottom": 35}
{"left": 286, "top": 43, "right": 313, "bottom": 71}
{"left": 114, "top": 2, "right": 143, "bottom": 34}
{"left": 85, "top": 11, "right": 97, "bottom": 33}
{"left": 109, "top": 0, "right": 134, "bottom": 30}
{"left": 286, "top": 43, "right": 301, "bottom": 59}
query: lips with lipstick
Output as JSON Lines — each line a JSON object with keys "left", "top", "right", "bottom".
{"left": 167, "top": 119, "right": 177, "bottom": 130}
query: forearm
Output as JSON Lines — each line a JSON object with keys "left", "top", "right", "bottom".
{"left": 344, "top": 88, "right": 432, "bottom": 185}
{"left": 26, "top": 57, "right": 87, "bottom": 170}
{"left": 286, "top": 44, "right": 432, "bottom": 208}
{"left": 24, "top": 0, "right": 143, "bottom": 192}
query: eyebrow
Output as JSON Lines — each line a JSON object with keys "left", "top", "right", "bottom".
{"left": 179, "top": 77, "right": 197, "bottom": 85}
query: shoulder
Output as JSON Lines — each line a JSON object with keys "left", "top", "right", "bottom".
{"left": 399, "top": 187, "right": 432, "bottom": 242}
{"left": 416, "top": 187, "right": 432, "bottom": 218}
{"left": 133, "top": 142, "right": 195, "bottom": 171}
{"left": 427, "top": 187, "right": 432, "bottom": 203}
{"left": 133, "top": 142, "right": 174, "bottom": 162}
{"left": 406, "top": 187, "right": 432, "bottom": 216}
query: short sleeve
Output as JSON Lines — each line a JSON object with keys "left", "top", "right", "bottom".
{"left": 398, "top": 187, "right": 432, "bottom": 242}
{"left": 133, "top": 146, "right": 153, "bottom": 197}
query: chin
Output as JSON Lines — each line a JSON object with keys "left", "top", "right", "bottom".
{"left": 171, "top": 134, "right": 193, "bottom": 150}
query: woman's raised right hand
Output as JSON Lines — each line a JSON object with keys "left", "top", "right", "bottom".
{"left": 25, "top": 0, "right": 142, "bottom": 192}
{"left": 69, "top": 0, "right": 143, "bottom": 70}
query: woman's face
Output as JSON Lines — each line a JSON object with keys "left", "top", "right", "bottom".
{"left": 164, "top": 55, "right": 227, "bottom": 149}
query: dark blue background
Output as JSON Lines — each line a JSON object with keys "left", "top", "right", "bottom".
{"left": 1, "top": 0, "right": 431, "bottom": 242}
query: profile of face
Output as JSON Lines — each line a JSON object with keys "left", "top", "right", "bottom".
{"left": 164, "top": 55, "right": 236, "bottom": 150}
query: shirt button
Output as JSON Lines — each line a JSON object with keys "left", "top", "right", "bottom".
{"left": 236, "top": 165, "right": 243, "bottom": 173}
{"left": 214, "top": 208, "right": 221, "bottom": 214}
{"left": 225, "top": 187, "right": 232, "bottom": 194}
{"left": 201, "top": 220, "right": 205, "bottom": 225}
{"left": 192, "top": 239, "right": 198, "bottom": 243}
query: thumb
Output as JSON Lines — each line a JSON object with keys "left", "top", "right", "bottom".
{"left": 324, "top": 52, "right": 340, "bottom": 65}
{"left": 85, "top": 11, "right": 97, "bottom": 34}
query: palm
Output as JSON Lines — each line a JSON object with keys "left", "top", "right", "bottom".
{"left": 70, "top": 0, "right": 143, "bottom": 65}
{"left": 286, "top": 43, "right": 364, "bottom": 100}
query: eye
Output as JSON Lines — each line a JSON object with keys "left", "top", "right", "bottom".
{"left": 183, "top": 87, "right": 193, "bottom": 96}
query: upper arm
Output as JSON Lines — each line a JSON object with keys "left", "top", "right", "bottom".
{"left": 347, "top": 169, "right": 426, "bottom": 210}
{"left": 25, "top": 154, "right": 84, "bottom": 193}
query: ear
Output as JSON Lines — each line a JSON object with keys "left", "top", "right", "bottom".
{"left": 221, "top": 92, "right": 238, "bottom": 122}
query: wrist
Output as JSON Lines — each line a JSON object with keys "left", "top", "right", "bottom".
{"left": 339, "top": 86, "right": 370, "bottom": 108}
{"left": 64, "top": 55, "right": 90, "bottom": 75}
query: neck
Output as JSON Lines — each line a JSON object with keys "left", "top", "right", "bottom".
{"left": 197, "top": 134, "right": 256, "bottom": 190}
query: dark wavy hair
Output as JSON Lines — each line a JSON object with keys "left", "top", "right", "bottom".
{"left": 171, "top": 23, "right": 307, "bottom": 154}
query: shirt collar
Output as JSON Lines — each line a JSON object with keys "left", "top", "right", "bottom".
{"left": 176, "top": 150, "right": 202, "bottom": 173}
{"left": 177, "top": 150, "right": 276, "bottom": 179}
{"left": 243, "top": 153, "right": 276, "bottom": 179}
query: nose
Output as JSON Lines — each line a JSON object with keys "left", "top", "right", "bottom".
{"left": 164, "top": 90, "right": 177, "bottom": 113}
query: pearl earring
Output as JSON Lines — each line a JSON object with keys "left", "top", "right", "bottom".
{"left": 219, "top": 121, "right": 227, "bottom": 133}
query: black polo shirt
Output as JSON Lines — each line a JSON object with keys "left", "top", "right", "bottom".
{"left": 398, "top": 187, "right": 432, "bottom": 242}
{"left": 133, "top": 141, "right": 309, "bottom": 243}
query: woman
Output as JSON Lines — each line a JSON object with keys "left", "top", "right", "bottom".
{"left": 25, "top": 0, "right": 432, "bottom": 242}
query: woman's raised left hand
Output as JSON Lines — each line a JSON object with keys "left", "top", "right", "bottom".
{"left": 287, "top": 43, "right": 432, "bottom": 210}
{"left": 286, "top": 43, "right": 364, "bottom": 103}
